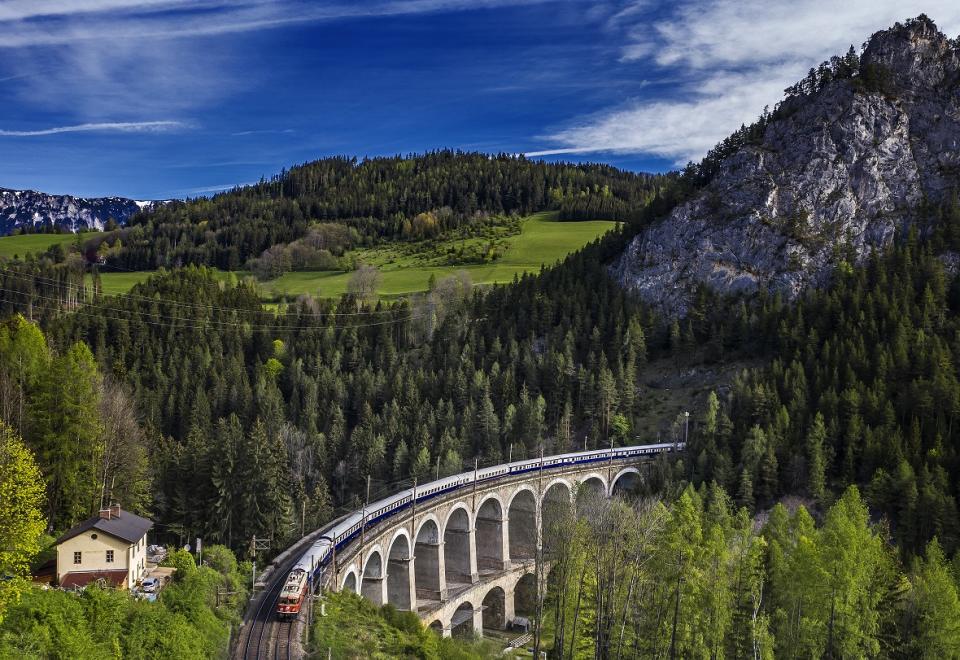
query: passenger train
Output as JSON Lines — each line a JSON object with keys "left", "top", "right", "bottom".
{"left": 275, "top": 442, "right": 682, "bottom": 617}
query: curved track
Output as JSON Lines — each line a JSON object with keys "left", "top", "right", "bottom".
{"left": 236, "top": 553, "right": 292, "bottom": 660}
{"left": 235, "top": 515, "right": 350, "bottom": 659}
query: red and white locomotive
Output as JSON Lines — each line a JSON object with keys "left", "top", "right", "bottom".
{"left": 276, "top": 568, "right": 308, "bottom": 619}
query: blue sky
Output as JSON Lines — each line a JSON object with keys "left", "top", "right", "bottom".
{"left": 0, "top": 1, "right": 958, "bottom": 200}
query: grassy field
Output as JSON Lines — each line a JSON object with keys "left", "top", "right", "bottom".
{"left": 0, "top": 233, "right": 78, "bottom": 259}
{"left": 89, "top": 212, "right": 616, "bottom": 299}
{"left": 257, "top": 212, "right": 616, "bottom": 299}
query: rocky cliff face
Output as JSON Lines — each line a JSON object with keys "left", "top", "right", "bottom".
{"left": 613, "top": 16, "right": 960, "bottom": 315}
{"left": 0, "top": 188, "right": 156, "bottom": 235}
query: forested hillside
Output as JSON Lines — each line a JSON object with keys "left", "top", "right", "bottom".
{"left": 101, "top": 152, "right": 670, "bottom": 271}
{"left": 539, "top": 484, "right": 960, "bottom": 658}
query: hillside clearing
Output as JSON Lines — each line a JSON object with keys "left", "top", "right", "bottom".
{"left": 93, "top": 212, "right": 616, "bottom": 299}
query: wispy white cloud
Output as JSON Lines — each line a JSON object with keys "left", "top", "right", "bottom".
{"left": 0, "top": 0, "right": 560, "bottom": 48}
{"left": 179, "top": 181, "right": 258, "bottom": 195}
{"left": 0, "top": 0, "right": 557, "bottom": 128}
{"left": 231, "top": 128, "right": 295, "bottom": 137}
{"left": 532, "top": 0, "right": 960, "bottom": 165}
{"left": 0, "top": 120, "right": 186, "bottom": 136}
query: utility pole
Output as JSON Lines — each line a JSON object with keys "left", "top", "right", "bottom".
{"left": 472, "top": 459, "right": 478, "bottom": 511}
{"left": 508, "top": 443, "right": 513, "bottom": 464}
{"left": 251, "top": 534, "right": 257, "bottom": 593}
{"left": 436, "top": 454, "right": 441, "bottom": 481}
{"left": 360, "top": 475, "right": 371, "bottom": 551}
{"left": 250, "top": 535, "right": 269, "bottom": 594}
{"left": 302, "top": 499, "right": 306, "bottom": 538}
{"left": 684, "top": 411, "right": 690, "bottom": 448}
{"left": 410, "top": 479, "right": 417, "bottom": 540}
{"left": 534, "top": 445, "right": 544, "bottom": 658}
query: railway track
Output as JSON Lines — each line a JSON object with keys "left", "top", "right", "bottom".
{"left": 234, "top": 514, "right": 350, "bottom": 659}
{"left": 236, "top": 557, "right": 288, "bottom": 660}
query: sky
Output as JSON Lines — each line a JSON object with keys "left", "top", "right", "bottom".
{"left": 0, "top": 1, "right": 958, "bottom": 200}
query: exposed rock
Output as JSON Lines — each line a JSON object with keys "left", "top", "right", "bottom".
{"left": 0, "top": 188, "right": 159, "bottom": 235}
{"left": 613, "top": 16, "right": 960, "bottom": 315}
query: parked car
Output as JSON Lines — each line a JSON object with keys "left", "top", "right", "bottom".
{"left": 141, "top": 577, "right": 160, "bottom": 593}
{"left": 146, "top": 545, "right": 167, "bottom": 563}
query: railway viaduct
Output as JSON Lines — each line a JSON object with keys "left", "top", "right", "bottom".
{"left": 317, "top": 456, "right": 653, "bottom": 638}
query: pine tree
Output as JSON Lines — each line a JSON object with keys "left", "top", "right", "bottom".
{"left": 807, "top": 412, "right": 828, "bottom": 503}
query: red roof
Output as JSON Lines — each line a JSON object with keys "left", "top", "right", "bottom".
{"left": 59, "top": 569, "right": 128, "bottom": 589}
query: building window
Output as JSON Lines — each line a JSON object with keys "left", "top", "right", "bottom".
{"left": 73, "top": 551, "right": 82, "bottom": 565}
{"left": 106, "top": 550, "right": 114, "bottom": 563}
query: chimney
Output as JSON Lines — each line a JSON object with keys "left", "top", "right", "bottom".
{"left": 110, "top": 503, "right": 121, "bottom": 518}
{"left": 99, "top": 508, "right": 112, "bottom": 520}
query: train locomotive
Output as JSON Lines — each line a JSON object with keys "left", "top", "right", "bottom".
{"left": 276, "top": 568, "right": 309, "bottom": 619}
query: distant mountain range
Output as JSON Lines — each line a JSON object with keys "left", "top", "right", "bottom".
{"left": 0, "top": 187, "right": 160, "bottom": 236}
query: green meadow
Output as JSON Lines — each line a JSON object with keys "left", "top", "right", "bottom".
{"left": 23, "top": 212, "right": 614, "bottom": 300}
{"left": 0, "top": 233, "right": 79, "bottom": 259}
{"left": 253, "top": 212, "right": 616, "bottom": 299}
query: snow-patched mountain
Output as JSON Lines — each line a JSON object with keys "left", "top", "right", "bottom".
{"left": 613, "top": 16, "right": 960, "bottom": 315}
{"left": 0, "top": 187, "right": 158, "bottom": 235}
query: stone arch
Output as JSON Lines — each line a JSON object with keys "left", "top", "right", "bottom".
{"left": 415, "top": 517, "right": 443, "bottom": 601}
{"left": 611, "top": 467, "right": 642, "bottom": 498}
{"left": 575, "top": 474, "right": 608, "bottom": 515}
{"left": 444, "top": 504, "right": 473, "bottom": 587}
{"left": 514, "top": 572, "right": 537, "bottom": 618}
{"left": 451, "top": 601, "right": 476, "bottom": 639}
{"left": 341, "top": 567, "right": 359, "bottom": 593}
{"left": 415, "top": 513, "right": 442, "bottom": 542}
{"left": 508, "top": 487, "right": 537, "bottom": 562}
{"left": 475, "top": 494, "right": 506, "bottom": 572}
{"left": 386, "top": 531, "right": 412, "bottom": 610}
{"left": 361, "top": 547, "right": 384, "bottom": 605}
{"left": 482, "top": 586, "right": 506, "bottom": 631}
{"left": 428, "top": 620, "right": 444, "bottom": 635}
{"left": 542, "top": 480, "right": 573, "bottom": 556}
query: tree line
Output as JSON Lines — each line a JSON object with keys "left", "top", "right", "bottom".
{"left": 538, "top": 482, "right": 960, "bottom": 659}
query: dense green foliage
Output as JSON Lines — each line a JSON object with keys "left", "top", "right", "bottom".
{"left": 0, "top": 545, "right": 247, "bottom": 659}
{"left": 684, "top": 238, "right": 960, "bottom": 556}
{"left": 311, "top": 591, "right": 497, "bottom": 659}
{"left": 0, "top": 314, "right": 150, "bottom": 531}
{"left": 540, "top": 484, "right": 960, "bottom": 659}
{"left": 0, "top": 422, "right": 46, "bottom": 624}
{"left": 102, "top": 151, "right": 669, "bottom": 270}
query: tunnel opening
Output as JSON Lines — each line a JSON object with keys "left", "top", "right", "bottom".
{"left": 428, "top": 620, "right": 443, "bottom": 635}
{"left": 386, "top": 534, "right": 412, "bottom": 610}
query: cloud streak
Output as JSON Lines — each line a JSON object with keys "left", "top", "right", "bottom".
{"left": 0, "top": 120, "right": 185, "bottom": 136}
{"left": 532, "top": 0, "right": 960, "bottom": 165}
{"left": 0, "top": 0, "right": 560, "bottom": 48}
